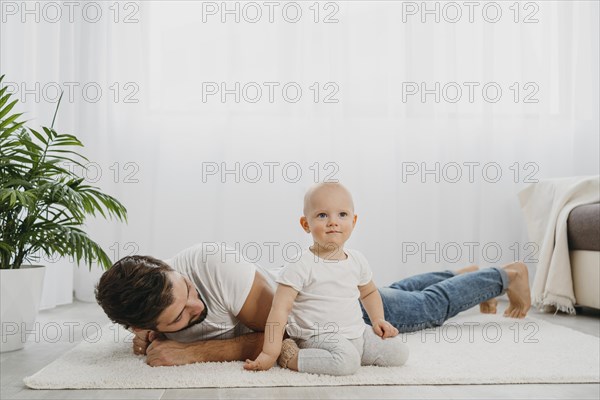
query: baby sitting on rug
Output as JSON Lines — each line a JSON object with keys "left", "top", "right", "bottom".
{"left": 244, "top": 182, "right": 409, "bottom": 376}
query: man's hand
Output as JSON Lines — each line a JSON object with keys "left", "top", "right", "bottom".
{"left": 146, "top": 338, "right": 194, "bottom": 367}
{"left": 243, "top": 351, "right": 277, "bottom": 371}
{"left": 371, "top": 319, "right": 399, "bottom": 339}
{"left": 132, "top": 329, "right": 161, "bottom": 356}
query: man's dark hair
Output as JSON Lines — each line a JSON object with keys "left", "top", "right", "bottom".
{"left": 95, "top": 255, "right": 175, "bottom": 330}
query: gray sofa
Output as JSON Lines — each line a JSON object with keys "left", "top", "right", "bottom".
{"left": 567, "top": 203, "right": 600, "bottom": 310}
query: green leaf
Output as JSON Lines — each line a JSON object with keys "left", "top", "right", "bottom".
{"left": 1, "top": 155, "right": 33, "bottom": 164}
{"left": 0, "top": 99, "right": 18, "bottom": 120}
{"left": 0, "top": 120, "right": 26, "bottom": 140}
{"left": 0, "top": 242, "right": 15, "bottom": 253}
{"left": 0, "top": 75, "right": 127, "bottom": 269}
{"left": 42, "top": 127, "right": 58, "bottom": 141}
{"left": 66, "top": 177, "right": 85, "bottom": 188}
{"left": 28, "top": 129, "right": 48, "bottom": 145}
{"left": 0, "top": 188, "right": 14, "bottom": 202}
{"left": 0, "top": 113, "right": 23, "bottom": 130}
{"left": 0, "top": 92, "right": 12, "bottom": 109}
{"left": 2, "top": 179, "right": 33, "bottom": 189}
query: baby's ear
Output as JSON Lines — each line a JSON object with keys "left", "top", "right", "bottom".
{"left": 299, "top": 216, "right": 310, "bottom": 233}
{"left": 353, "top": 214, "right": 358, "bottom": 226}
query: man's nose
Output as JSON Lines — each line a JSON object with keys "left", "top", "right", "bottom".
{"left": 191, "top": 300, "right": 204, "bottom": 314}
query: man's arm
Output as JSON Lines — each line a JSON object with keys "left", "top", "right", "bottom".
{"left": 235, "top": 270, "right": 274, "bottom": 331}
{"left": 145, "top": 332, "right": 265, "bottom": 366}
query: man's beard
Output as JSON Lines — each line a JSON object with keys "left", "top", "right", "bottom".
{"left": 170, "top": 289, "right": 208, "bottom": 333}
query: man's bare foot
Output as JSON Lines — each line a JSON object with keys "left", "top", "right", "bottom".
{"left": 479, "top": 298, "right": 498, "bottom": 314}
{"left": 455, "top": 265, "right": 479, "bottom": 275}
{"left": 502, "top": 261, "right": 531, "bottom": 318}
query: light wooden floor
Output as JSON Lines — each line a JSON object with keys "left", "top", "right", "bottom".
{"left": 1, "top": 299, "right": 598, "bottom": 400}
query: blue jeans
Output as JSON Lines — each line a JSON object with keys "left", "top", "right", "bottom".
{"left": 360, "top": 267, "right": 509, "bottom": 333}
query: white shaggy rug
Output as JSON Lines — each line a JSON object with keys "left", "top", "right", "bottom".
{"left": 24, "top": 314, "right": 599, "bottom": 389}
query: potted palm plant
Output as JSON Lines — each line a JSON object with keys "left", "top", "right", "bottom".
{"left": 0, "top": 75, "right": 128, "bottom": 352}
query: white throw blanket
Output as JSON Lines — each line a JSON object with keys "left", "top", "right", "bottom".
{"left": 518, "top": 176, "right": 600, "bottom": 313}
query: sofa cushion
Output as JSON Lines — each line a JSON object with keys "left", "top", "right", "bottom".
{"left": 567, "top": 203, "right": 600, "bottom": 251}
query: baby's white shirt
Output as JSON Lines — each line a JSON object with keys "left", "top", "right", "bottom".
{"left": 276, "top": 248, "right": 373, "bottom": 341}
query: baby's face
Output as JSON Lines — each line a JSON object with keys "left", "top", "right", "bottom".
{"left": 301, "top": 186, "right": 357, "bottom": 252}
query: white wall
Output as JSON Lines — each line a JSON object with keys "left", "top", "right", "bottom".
{"left": 1, "top": 1, "right": 598, "bottom": 303}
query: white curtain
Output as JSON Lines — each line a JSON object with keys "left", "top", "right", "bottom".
{"left": 2, "top": 1, "right": 598, "bottom": 306}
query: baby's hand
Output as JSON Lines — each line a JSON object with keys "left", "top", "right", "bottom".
{"left": 372, "top": 319, "right": 399, "bottom": 339}
{"left": 243, "top": 351, "right": 277, "bottom": 371}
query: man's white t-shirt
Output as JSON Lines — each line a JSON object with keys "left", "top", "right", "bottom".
{"left": 276, "top": 249, "right": 373, "bottom": 341}
{"left": 162, "top": 243, "right": 257, "bottom": 342}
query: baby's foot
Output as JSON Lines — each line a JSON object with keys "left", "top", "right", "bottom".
{"left": 278, "top": 339, "right": 299, "bottom": 369}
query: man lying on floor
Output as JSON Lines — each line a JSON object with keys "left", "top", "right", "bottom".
{"left": 95, "top": 243, "right": 531, "bottom": 367}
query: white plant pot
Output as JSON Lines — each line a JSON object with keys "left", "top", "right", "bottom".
{"left": 39, "top": 259, "right": 74, "bottom": 310}
{"left": 0, "top": 265, "right": 46, "bottom": 353}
